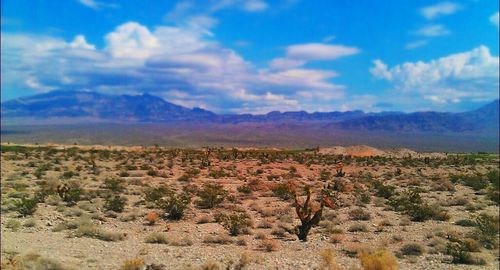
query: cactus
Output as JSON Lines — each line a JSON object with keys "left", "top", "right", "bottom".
{"left": 293, "top": 186, "right": 335, "bottom": 241}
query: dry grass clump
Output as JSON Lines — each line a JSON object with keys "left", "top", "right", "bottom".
{"left": 203, "top": 234, "right": 233, "bottom": 245}
{"left": 5, "top": 219, "right": 21, "bottom": 231}
{"left": 259, "top": 239, "right": 280, "bottom": 252}
{"left": 2, "top": 253, "right": 67, "bottom": 270}
{"left": 348, "top": 223, "right": 368, "bottom": 232}
{"left": 358, "top": 249, "right": 399, "bottom": 270}
{"left": 75, "top": 222, "right": 124, "bottom": 241}
{"left": 349, "top": 208, "right": 371, "bottom": 221}
{"left": 168, "top": 235, "right": 194, "bottom": 246}
{"left": 399, "top": 243, "right": 425, "bottom": 256}
{"left": 121, "top": 257, "right": 145, "bottom": 270}
{"left": 197, "top": 215, "right": 214, "bottom": 224}
{"left": 145, "top": 232, "right": 169, "bottom": 244}
{"left": 318, "top": 248, "right": 341, "bottom": 270}
{"left": 200, "top": 260, "right": 222, "bottom": 270}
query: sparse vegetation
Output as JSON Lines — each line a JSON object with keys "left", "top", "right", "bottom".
{"left": 1, "top": 144, "right": 498, "bottom": 269}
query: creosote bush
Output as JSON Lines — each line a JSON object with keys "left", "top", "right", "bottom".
{"left": 387, "top": 188, "right": 449, "bottom": 221}
{"left": 14, "top": 196, "right": 38, "bottom": 216}
{"left": 217, "top": 212, "right": 252, "bottom": 236}
{"left": 104, "top": 195, "right": 127, "bottom": 213}
{"left": 196, "top": 183, "right": 227, "bottom": 209}
{"left": 159, "top": 190, "right": 191, "bottom": 220}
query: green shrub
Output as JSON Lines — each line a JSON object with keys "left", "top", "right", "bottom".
{"left": 446, "top": 241, "right": 486, "bottom": 265}
{"left": 196, "top": 183, "right": 227, "bottom": 208}
{"left": 14, "top": 197, "right": 38, "bottom": 216}
{"left": 57, "top": 183, "right": 83, "bottom": 206}
{"left": 104, "top": 178, "right": 125, "bottom": 193}
{"left": 486, "top": 170, "right": 499, "bottom": 188}
{"left": 451, "top": 174, "right": 490, "bottom": 191}
{"left": 62, "top": 171, "right": 77, "bottom": 179}
{"left": 160, "top": 191, "right": 191, "bottom": 220}
{"left": 271, "top": 183, "right": 295, "bottom": 200}
{"left": 373, "top": 182, "right": 396, "bottom": 199}
{"left": 237, "top": 185, "right": 252, "bottom": 194}
{"left": 5, "top": 219, "right": 21, "bottom": 231}
{"left": 104, "top": 195, "right": 127, "bottom": 213}
{"left": 400, "top": 243, "right": 425, "bottom": 256}
{"left": 387, "top": 188, "right": 449, "bottom": 222}
{"left": 144, "top": 186, "right": 168, "bottom": 205}
{"left": 218, "top": 212, "right": 252, "bottom": 236}
{"left": 455, "top": 219, "right": 476, "bottom": 227}
{"left": 473, "top": 213, "right": 499, "bottom": 249}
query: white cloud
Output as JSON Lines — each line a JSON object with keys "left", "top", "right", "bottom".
{"left": 405, "top": 40, "right": 428, "bottom": 50}
{"left": 243, "top": 0, "right": 268, "bottom": 12}
{"left": 77, "top": 0, "right": 118, "bottom": 10}
{"left": 490, "top": 12, "right": 499, "bottom": 29}
{"left": 415, "top": 24, "right": 450, "bottom": 37}
{"left": 105, "top": 22, "right": 159, "bottom": 59}
{"left": 69, "top": 35, "right": 96, "bottom": 50}
{"left": 270, "top": 43, "right": 360, "bottom": 70}
{"left": 370, "top": 46, "right": 499, "bottom": 104}
{"left": 2, "top": 21, "right": 347, "bottom": 113}
{"left": 420, "top": 2, "right": 461, "bottom": 20}
{"left": 287, "top": 43, "right": 360, "bottom": 61}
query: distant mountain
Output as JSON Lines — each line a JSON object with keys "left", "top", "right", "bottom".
{"left": 337, "top": 99, "right": 499, "bottom": 133}
{"left": 2, "top": 90, "right": 498, "bottom": 134}
{"left": 1, "top": 90, "right": 215, "bottom": 122}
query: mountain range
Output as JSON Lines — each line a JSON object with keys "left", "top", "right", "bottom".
{"left": 2, "top": 90, "right": 499, "bottom": 134}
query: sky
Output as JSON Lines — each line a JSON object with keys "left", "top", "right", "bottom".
{"left": 1, "top": 0, "right": 499, "bottom": 114}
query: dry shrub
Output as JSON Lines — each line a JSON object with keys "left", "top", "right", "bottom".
{"left": 145, "top": 232, "right": 169, "bottom": 244}
{"left": 2, "top": 253, "right": 67, "bottom": 270}
{"left": 203, "top": 234, "right": 233, "bottom": 245}
{"left": 358, "top": 249, "right": 399, "bottom": 270}
{"left": 121, "top": 257, "right": 145, "bottom": 270}
{"left": 197, "top": 215, "right": 213, "bottom": 224}
{"left": 258, "top": 220, "right": 274, "bottom": 228}
{"left": 200, "top": 260, "right": 221, "bottom": 270}
{"left": 399, "top": 243, "right": 425, "bottom": 256}
{"left": 260, "top": 239, "right": 280, "bottom": 252}
{"left": 169, "top": 236, "right": 194, "bottom": 246}
{"left": 232, "top": 251, "right": 257, "bottom": 270}
{"left": 319, "top": 248, "right": 341, "bottom": 270}
{"left": 349, "top": 208, "right": 371, "bottom": 221}
{"left": 330, "top": 234, "right": 344, "bottom": 244}
{"left": 342, "top": 243, "right": 371, "bottom": 258}
{"left": 145, "top": 211, "right": 159, "bottom": 225}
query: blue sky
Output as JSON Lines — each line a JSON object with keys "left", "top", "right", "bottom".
{"left": 1, "top": 0, "right": 499, "bottom": 113}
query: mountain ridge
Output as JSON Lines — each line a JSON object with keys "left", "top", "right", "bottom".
{"left": 2, "top": 90, "right": 498, "bottom": 134}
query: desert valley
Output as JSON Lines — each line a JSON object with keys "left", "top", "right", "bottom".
{"left": 1, "top": 143, "right": 498, "bottom": 269}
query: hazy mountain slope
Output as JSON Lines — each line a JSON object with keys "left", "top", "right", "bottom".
{"left": 337, "top": 99, "right": 499, "bottom": 133}
{"left": 1, "top": 90, "right": 215, "bottom": 121}
{"left": 2, "top": 91, "right": 498, "bottom": 134}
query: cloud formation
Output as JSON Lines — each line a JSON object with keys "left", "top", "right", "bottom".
{"left": 270, "top": 43, "right": 360, "bottom": 70}
{"left": 77, "top": 0, "right": 119, "bottom": 10}
{"left": 370, "top": 46, "right": 499, "bottom": 104}
{"left": 420, "top": 2, "right": 461, "bottom": 20}
{"left": 2, "top": 21, "right": 347, "bottom": 113}
{"left": 490, "top": 12, "right": 499, "bottom": 29}
{"left": 415, "top": 24, "right": 450, "bottom": 37}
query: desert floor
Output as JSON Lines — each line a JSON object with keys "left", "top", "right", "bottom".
{"left": 1, "top": 144, "right": 499, "bottom": 270}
